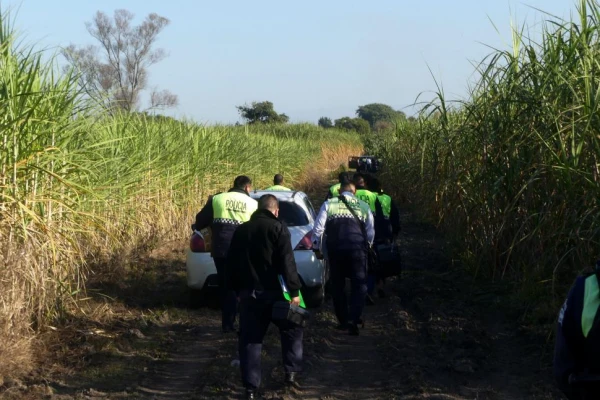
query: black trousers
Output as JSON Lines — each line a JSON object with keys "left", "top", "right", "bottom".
{"left": 328, "top": 249, "right": 368, "bottom": 325}
{"left": 213, "top": 257, "right": 238, "bottom": 331}
{"left": 239, "top": 295, "right": 303, "bottom": 390}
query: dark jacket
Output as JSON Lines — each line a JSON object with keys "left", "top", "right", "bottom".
{"left": 195, "top": 188, "right": 252, "bottom": 259}
{"left": 226, "top": 209, "right": 302, "bottom": 298}
{"left": 554, "top": 273, "right": 600, "bottom": 399}
{"left": 374, "top": 193, "right": 401, "bottom": 243}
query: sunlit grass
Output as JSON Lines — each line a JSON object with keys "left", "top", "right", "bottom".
{"left": 379, "top": 0, "right": 600, "bottom": 313}
{"left": 0, "top": 11, "right": 362, "bottom": 379}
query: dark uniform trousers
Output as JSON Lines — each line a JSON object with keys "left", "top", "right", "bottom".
{"left": 213, "top": 257, "right": 238, "bottom": 331}
{"left": 239, "top": 293, "right": 303, "bottom": 390}
{"left": 329, "top": 249, "right": 368, "bottom": 325}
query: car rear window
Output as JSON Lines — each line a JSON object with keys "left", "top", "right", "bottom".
{"left": 278, "top": 201, "right": 309, "bottom": 227}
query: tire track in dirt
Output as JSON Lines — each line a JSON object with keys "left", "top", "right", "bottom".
{"left": 134, "top": 322, "right": 222, "bottom": 399}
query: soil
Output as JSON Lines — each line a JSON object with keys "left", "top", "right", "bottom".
{"left": 2, "top": 203, "right": 565, "bottom": 400}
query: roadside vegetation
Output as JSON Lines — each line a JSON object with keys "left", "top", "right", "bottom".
{"left": 370, "top": 0, "right": 600, "bottom": 321}
{"left": 0, "top": 12, "right": 361, "bottom": 382}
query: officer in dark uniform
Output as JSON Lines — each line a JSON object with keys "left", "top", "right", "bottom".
{"left": 227, "top": 195, "right": 303, "bottom": 400}
{"left": 353, "top": 173, "right": 378, "bottom": 213}
{"left": 327, "top": 171, "right": 352, "bottom": 200}
{"left": 554, "top": 262, "right": 600, "bottom": 399}
{"left": 312, "top": 181, "right": 374, "bottom": 336}
{"left": 195, "top": 176, "right": 258, "bottom": 333}
{"left": 367, "top": 177, "right": 401, "bottom": 300}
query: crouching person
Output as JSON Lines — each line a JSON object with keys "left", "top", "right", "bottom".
{"left": 227, "top": 194, "right": 304, "bottom": 400}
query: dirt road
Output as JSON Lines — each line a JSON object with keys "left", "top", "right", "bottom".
{"left": 7, "top": 206, "right": 564, "bottom": 400}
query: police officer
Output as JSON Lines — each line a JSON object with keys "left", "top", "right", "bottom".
{"left": 227, "top": 195, "right": 303, "bottom": 400}
{"left": 367, "top": 177, "right": 401, "bottom": 300}
{"left": 195, "top": 175, "right": 258, "bottom": 333}
{"left": 354, "top": 173, "right": 378, "bottom": 213}
{"left": 265, "top": 174, "right": 292, "bottom": 191}
{"left": 554, "top": 262, "right": 600, "bottom": 399}
{"left": 327, "top": 171, "right": 351, "bottom": 200}
{"left": 312, "top": 181, "right": 374, "bottom": 336}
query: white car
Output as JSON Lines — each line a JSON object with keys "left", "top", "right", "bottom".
{"left": 186, "top": 190, "right": 328, "bottom": 308}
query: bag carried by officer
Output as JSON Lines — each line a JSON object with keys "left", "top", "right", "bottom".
{"left": 338, "top": 196, "right": 379, "bottom": 274}
{"left": 272, "top": 275, "right": 310, "bottom": 327}
{"left": 375, "top": 242, "right": 401, "bottom": 278}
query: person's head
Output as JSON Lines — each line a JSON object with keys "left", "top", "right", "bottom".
{"left": 340, "top": 182, "right": 356, "bottom": 195}
{"left": 273, "top": 174, "right": 284, "bottom": 185}
{"left": 353, "top": 173, "right": 365, "bottom": 188}
{"left": 338, "top": 171, "right": 349, "bottom": 184}
{"left": 233, "top": 175, "right": 253, "bottom": 194}
{"left": 258, "top": 194, "right": 279, "bottom": 217}
{"left": 368, "top": 177, "right": 382, "bottom": 193}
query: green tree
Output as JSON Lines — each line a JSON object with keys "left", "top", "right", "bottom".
{"left": 237, "top": 101, "right": 289, "bottom": 124}
{"left": 334, "top": 117, "right": 370, "bottom": 135}
{"left": 356, "top": 103, "right": 405, "bottom": 128}
{"left": 318, "top": 117, "right": 333, "bottom": 129}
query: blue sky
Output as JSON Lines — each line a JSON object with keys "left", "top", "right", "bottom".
{"left": 8, "top": 0, "right": 575, "bottom": 124}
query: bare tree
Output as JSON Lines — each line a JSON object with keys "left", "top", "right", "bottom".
{"left": 63, "top": 9, "right": 178, "bottom": 112}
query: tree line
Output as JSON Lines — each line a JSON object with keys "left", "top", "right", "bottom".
{"left": 63, "top": 8, "right": 413, "bottom": 134}
{"left": 237, "top": 101, "right": 412, "bottom": 134}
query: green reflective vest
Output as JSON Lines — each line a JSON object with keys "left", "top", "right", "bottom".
{"left": 329, "top": 183, "right": 341, "bottom": 197}
{"left": 212, "top": 192, "right": 257, "bottom": 224}
{"left": 326, "top": 195, "right": 371, "bottom": 221}
{"left": 377, "top": 193, "right": 392, "bottom": 219}
{"left": 355, "top": 189, "right": 378, "bottom": 212}
{"left": 583, "top": 274, "right": 600, "bottom": 337}
{"left": 265, "top": 185, "right": 292, "bottom": 191}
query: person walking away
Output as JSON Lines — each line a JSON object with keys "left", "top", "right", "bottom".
{"left": 312, "top": 182, "right": 374, "bottom": 336}
{"left": 367, "top": 177, "right": 401, "bottom": 300}
{"left": 353, "top": 173, "right": 378, "bottom": 213}
{"left": 265, "top": 174, "right": 292, "bottom": 191}
{"left": 353, "top": 173, "right": 379, "bottom": 305}
{"left": 554, "top": 261, "right": 600, "bottom": 399}
{"left": 227, "top": 195, "right": 304, "bottom": 400}
{"left": 327, "top": 171, "right": 351, "bottom": 200}
{"left": 195, "top": 176, "right": 258, "bottom": 333}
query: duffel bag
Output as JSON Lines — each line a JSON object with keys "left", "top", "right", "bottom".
{"left": 375, "top": 243, "right": 401, "bottom": 278}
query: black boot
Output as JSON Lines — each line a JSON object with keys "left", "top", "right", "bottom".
{"left": 285, "top": 372, "right": 297, "bottom": 386}
{"left": 348, "top": 323, "right": 359, "bottom": 336}
{"left": 245, "top": 388, "right": 259, "bottom": 399}
{"left": 335, "top": 322, "right": 349, "bottom": 330}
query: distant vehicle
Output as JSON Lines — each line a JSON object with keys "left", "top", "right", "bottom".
{"left": 186, "top": 190, "right": 329, "bottom": 309}
{"left": 348, "top": 155, "right": 381, "bottom": 173}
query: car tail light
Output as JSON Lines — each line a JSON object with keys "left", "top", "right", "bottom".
{"left": 190, "top": 232, "right": 206, "bottom": 253}
{"left": 295, "top": 230, "right": 313, "bottom": 250}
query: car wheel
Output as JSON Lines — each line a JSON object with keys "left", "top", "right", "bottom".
{"left": 302, "top": 285, "right": 325, "bottom": 308}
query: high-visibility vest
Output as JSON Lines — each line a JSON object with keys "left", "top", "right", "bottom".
{"left": 326, "top": 195, "right": 371, "bottom": 222}
{"left": 329, "top": 183, "right": 341, "bottom": 197}
{"left": 355, "top": 189, "right": 378, "bottom": 212}
{"left": 377, "top": 193, "right": 392, "bottom": 219}
{"left": 212, "top": 192, "right": 257, "bottom": 225}
{"left": 265, "top": 185, "right": 292, "bottom": 191}
{"left": 583, "top": 274, "right": 600, "bottom": 338}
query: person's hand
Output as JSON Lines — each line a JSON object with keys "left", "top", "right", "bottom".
{"left": 290, "top": 296, "right": 301, "bottom": 307}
